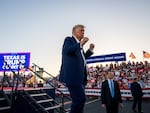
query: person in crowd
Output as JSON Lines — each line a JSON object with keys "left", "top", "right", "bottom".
{"left": 101, "top": 71, "right": 123, "bottom": 113}
{"left": 130, "top": 77, "right": 144, "bottom": 113}
{"left": 37, "top": 80, "right": 43, "bottom": 87}
{"left": 59, "top": 24, "right": 95, "bottom": 113}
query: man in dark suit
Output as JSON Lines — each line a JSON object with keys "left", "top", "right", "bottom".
{"left": 59, "top": 24, "right": 94, "bottom": 113}
{"left": 130, "top": 77, "right": 144, "bottom": 113}
{"left": 101, "top": 71, "right": 123, "bottom": 113}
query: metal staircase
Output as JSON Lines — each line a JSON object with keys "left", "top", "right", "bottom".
{"left": 0, "top": 60, "right": 23, "bottom": 113}
{"left": 0, "top": 62, "right": 71, "bottom": 113}
{"left": 0, "top": 62, "right": 13, "bottom": 113}
{"left": 19, "top": 89, "right": 62, "bottom": 113}
{"left": 0, "top": 90, "right": 11, "bottom": 113}
{"left": 23, "top": 63, "right": 72, "bottom": 113}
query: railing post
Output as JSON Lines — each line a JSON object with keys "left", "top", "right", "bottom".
{"left": 15, "top": 63, "right": 20, "bottom": 91}
{"left": 1, "top": 67, "right": 6, "bottom": 91}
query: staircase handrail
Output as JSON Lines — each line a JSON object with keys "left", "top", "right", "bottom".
{"left": 26, "top": 65, "right": 70, "bottom": 113}
{"left": 32, "top": 63, "right": 55, "bottom": 78}
{"left": 0, "top": 61, "right": 19, "bottom": 108}
{"left": 1, "top": 61, "right": 19, "bottom": 92}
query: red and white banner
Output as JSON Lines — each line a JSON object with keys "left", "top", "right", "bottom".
{"left": 57, "top": 88, "right": 150, "bottom": 98}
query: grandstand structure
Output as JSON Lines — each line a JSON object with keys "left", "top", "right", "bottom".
{"left": 86, "top": 61, "right": 150, "bottom": 89}
{"left": 0, "top": 63, "right": 71, "bottom": 113}
{"left": 1, "top": 61, "right": 150, "bottom": 113}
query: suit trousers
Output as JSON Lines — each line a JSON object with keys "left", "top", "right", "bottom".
{"left": 132, "top": 97, "right": 142, "bottom": 112}
{"left": 106, "top": 98, "right": 119, "bottom": 113}
{"left": 67, "top": 84, "right": 86, "bottom": 113}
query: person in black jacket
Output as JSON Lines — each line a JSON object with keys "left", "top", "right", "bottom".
{"left": 59, "top": 24, "right": 94, "bottom": 113}
{"left": 101, "top": 71, "right": 123, "bottom": 113}
{"left": 130, "top": 77, "right": 144, "bottom": 113}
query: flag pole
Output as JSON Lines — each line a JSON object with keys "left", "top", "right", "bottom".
{"left": 143, "top": 50, "right": 144, "bottom": 63}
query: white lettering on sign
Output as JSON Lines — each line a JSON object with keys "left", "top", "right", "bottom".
{"left": 2, "top": 55, "right": 26, "bottom": 70}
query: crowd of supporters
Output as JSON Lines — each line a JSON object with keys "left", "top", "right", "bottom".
{"left": 1, "top": 61, "right": 150, "bottom": 89}
{"left": 86, "top": 61, "right": 150, "bottom": 89}
{"left": 0, "top": 71, "right": 35, "bottom": 88}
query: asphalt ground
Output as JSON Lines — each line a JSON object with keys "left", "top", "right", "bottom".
{"left": 83, "top": 97, "right": 149, "bottom": 113}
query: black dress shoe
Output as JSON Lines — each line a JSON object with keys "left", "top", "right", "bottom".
{"left": 132, "top": 110, "right": 137, "bottom": 113}
{"left": 138, "top": 111, "right": 143, "bottom": 113}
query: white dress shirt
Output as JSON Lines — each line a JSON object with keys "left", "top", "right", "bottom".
{"left": 73, "top": 36, "right": 87, "bottom": 66}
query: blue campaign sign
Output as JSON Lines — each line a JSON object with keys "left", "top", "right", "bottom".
{"left": 86, "top": 52, "right": 126, "bottom": 64}
{"left": 0, "top": 52, "right": 30, "bottom": 71}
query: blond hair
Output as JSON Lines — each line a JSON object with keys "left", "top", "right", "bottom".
{"left": 72, "top": 24, "right": 85, "bottom": 33}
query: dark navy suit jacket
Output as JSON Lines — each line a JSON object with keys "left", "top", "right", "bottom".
{"left": 101, "top": 80, "right": 122, "bottom": 105}
{"left": 130, "top": 82, "right": 143, "bottom": 98}
{"left": 59, "top": 36, "right": 93, "bottom": 86}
